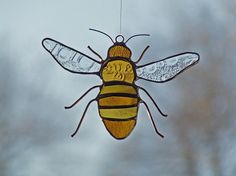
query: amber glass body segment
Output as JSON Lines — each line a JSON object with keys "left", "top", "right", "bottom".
{"left": 102, "top": 119, "right": 136, "bottom": 140}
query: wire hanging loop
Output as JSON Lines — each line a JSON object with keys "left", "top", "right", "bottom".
{"left": 115, "top": 35, "right": 125, "bottom": 43}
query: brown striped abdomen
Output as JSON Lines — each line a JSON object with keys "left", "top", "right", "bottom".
{"left": 98, "top": 84, "right": 139, "bottom": 139}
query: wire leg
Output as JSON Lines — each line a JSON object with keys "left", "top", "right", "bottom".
{"left": 141, "top": 101, "right": 164, "bottom": 138}
{"left": 134, "top": 45, "right": 150, "bottom": 64}
{"left": 65, "top": 85, "right": 101, "bottom": 109}
{"left": 137, "top": 86, "right": 168, "bottom": 117}
{"left": 88, "top": 46, "right": 103, "bottom": 61}
{"left": 71, "top": 99, "right": 96, "bottom": 137}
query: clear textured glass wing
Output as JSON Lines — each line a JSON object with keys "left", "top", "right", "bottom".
{"left": 42, "top": 38, "right": 101, "bottom": 74}
{"left": 136, "top": 52, "right": 199, "bottom": 82}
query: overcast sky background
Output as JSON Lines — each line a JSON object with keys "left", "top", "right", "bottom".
{"left": 0, "top": 0, "right": 236, "bottom": 176}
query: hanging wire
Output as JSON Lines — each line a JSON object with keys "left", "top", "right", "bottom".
{"left": 120, "top": 0, "right": 123, "bottom": 34}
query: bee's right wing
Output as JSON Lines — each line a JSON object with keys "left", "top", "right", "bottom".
{"left": 136, "top": 52, "right": 199, "bottom": 83}
{"left": 42, "top": 38, "right": 101, "bottom": 74}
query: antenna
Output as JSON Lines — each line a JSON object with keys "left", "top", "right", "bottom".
{"left": 125, "top": 34, "right": 150, "bottom": 44}
{"left": 89, "top": 28, "right": 114, "bottom": 43}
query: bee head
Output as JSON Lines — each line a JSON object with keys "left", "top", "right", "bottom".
{"left": 108, "top": 35, "right": 132, "bottom": 59}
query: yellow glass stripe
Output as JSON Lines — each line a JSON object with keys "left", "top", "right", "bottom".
{"left": 100, "top": 107, "right": 137, "bottom": 119}
{"left": 99, "top": 96, "right": 138, "bottom": 106}
{"left": 100, "top": 85, "right": 137, "bottom": 95}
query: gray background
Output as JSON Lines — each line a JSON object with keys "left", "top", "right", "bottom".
{"left": 0, "top": 0, "right": 236, "bottom": 175}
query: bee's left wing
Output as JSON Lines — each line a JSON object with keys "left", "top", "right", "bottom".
{"left": 42, "top": 38, "right": 101, "bottom": 74}
{"left": 136, "top": 52, "right": 199, "bottom": 83}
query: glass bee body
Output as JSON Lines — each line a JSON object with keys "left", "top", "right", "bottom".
{"left": 42, "top": 29, "right": 200, "bottom": 140}
{"left": 99, "top": 43, "right": 138, "bottom": 139}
